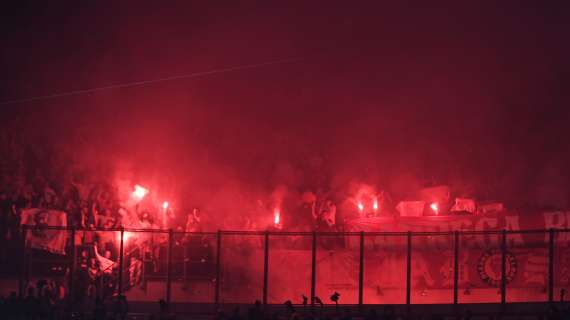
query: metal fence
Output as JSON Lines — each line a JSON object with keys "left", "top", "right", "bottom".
{"left": 12, "top": 226, "right": 569, "bottom": 308}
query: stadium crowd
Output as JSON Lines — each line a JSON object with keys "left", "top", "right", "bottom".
{"left": 0, "top": 170, "right": 350, "bottom": 316}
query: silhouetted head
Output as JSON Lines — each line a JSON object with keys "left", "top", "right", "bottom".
{"left": 159, "top": 299, "right": 168, "bottom": 312}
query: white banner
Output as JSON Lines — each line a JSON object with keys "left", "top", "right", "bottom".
{"left": 21, "top": 209, "right": 68, "bottom": 255}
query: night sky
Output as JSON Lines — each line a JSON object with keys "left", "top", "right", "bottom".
{"left": 1, "top": 2, "right": 569, "bottom": 213}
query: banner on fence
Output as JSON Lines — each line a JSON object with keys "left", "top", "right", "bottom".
{"left": 346, "top": 211, "right": 570, "bottom": 248}
{"left": 21, "top": 208, "right": 68, "bottom": 255}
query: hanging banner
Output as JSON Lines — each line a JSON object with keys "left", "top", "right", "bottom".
{"left": 21, "top": 208, "right": 68, "bottom": 255}
{"left": 336, "top": 211, "right": 570, "bottom": 291}
{"left": 345, "top": 211, "right": 570, "bottom": 249}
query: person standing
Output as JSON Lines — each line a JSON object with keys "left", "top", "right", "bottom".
{"left": 185, "top": 208, "right": 202, "bottom": 233}
{"left": 317, "top": 199, "right": 336, "bottom": 230}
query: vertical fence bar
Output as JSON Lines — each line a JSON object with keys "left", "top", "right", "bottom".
{"left": 215, "top": 230, "right": 222, "bottom": 305}
{"left": 26, "top": 227, "right": 31, "bottom": 296}
{"left": 310, "top": 231, "right": 317, "bottom": 306}
{"left": 183, "top": 238, "right": 188, "bottom": 281}
{"left": 69, "top": 227, "right": 76, "bottom": 310}
{"left": 453, "top": 231, "right": 459, "bottom": 305}
{"left": 263, "top": 231, "right": 269, "bottom": 305}
{"left": 166, "top": 229, "right": 173, "bottom": 304}
{"left": 501, "top": 230, "right": 507, "bottom": 305}
{"left": 19, "top": 225, "right": 27, "bottom": 297}
{"left": 358, "top": 231, "right": 365, "bottom": 306}
{"left": 406, "top": 231, "right": 412, "bottom": 305}
{"left": 548, "top": 229, "right": 555, "bottom": 303}
{"left": 118, "top": 227, "right": 125, "bottom": 296}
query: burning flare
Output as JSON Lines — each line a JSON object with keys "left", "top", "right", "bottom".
{"left": 430, "top": 202, "right": 439, "bottom": 214}
{"left": 357, "top": 202, "right": 364, "bottom": 212}
{"left": 133, "top": 185, "right": 148, "bottom": 200}
{"left": 373, "top": 199, "right": 379, "bottom": 211}
{"left": 117, "top": 231, "right": 134, "bottom": 244}
{"left": 274, "top": 208, "right": 280, "bottom": 225}
{"left": 162, "top": 201, "right": 169, "bottom": 210}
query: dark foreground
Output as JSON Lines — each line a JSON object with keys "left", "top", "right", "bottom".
{"left": 2, "top": 301, "right": 566, "bottom": 320}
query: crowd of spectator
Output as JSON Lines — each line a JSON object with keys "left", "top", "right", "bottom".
{"left": 210, "top": 300, "right": 570, "bottom": 320}
{"left": 2, "top": 291, "right": 570, "bottom": 320}
{"left": 0, "top": 288, "right": 128, "bottom": 320}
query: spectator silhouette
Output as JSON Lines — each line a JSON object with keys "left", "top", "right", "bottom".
{"left": 248, "top": 300, "right": 263, "bottom": 320}
{"left": 157, "top": 299, "right": 175, "bottom": 320}
{"left": 229, "top": 306, "right": 243, "bottom": 320}
{"left": 461, "top": 309, "right": 472, "bottom": 320}
{"left": 24, "top": 287, "right": 40, "bottom": 320}
{"left": 214, "top": 309, "right": 227, "bottom": 320}
{"left": 365, "top": 309, "right": 378, "bottom": 320}
{"left": 94, "top": 297, "right": 106, "bottom": 320}
{"left": 5, "top": 291, "right": 19, "bottom": 319}
{"left": 113, "top": 294, "right": 129, "bottom": 320}
{"left": 340, "top": 308, "right": 352, "bottom": 320}
{"left": 382, "top": 305, "right": 395, "bottom": 320}
{"left": 549, "top": 305, "right": 561, "bottom": 320}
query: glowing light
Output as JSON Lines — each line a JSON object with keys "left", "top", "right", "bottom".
{"left": 373, "top": 199, "right": 379, "bottom": 211}
{"left": 117, "top": 231, "right": 134, "bottom": 244}
{"left": 430, "top": 202, "right": 439, "bottom": 214}
{"left": 133, "top": 185, "right": 148, "bottom": 200}
{"left": 123, "top": 231, "right": 133, "bottom": 242}
{"left": 274, "top": 208, "right": 280, "bottom": 225}
{"left": 357, "top": 203, "right": 364, "bottom": 212}
{"left": 162, "top": 201, "right": 169, "bottom": 210}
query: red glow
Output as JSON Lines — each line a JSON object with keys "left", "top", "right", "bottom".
{"left": 430, "top": 202, "right": 439, "bottom": 214}
{"left": 117, "top": 231, "right": 134, "bottom": 244}
{"left": 124, "top": 231, "right": 133, "bottom": 242}
{"left": 357, "top": 202, "right": 364, "bottom": 212}
{"left": 274, "top": 208, "right": 280, "bottom": 225}
{"left": 373, "top": 199, "right": 378, "bottom": 211}
{"left": 133, "top": 185, "right": 148, "bottom": 200}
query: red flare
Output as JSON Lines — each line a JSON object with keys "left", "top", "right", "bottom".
{"left": 274, "top": 208, "right": 280, "bottom": 225}
{"left": 430, "top": 202, "right": 439, "bottom": 215}
{"left": 133, "top": 185, "right": 148, "bottom": 200}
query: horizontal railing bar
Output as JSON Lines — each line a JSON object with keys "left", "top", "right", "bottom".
{"left": 20, "top": 225, "right": 570, "bottom": 236}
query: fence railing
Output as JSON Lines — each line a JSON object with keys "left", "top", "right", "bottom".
{"left": 10, "top": 226, "right": 570, "bottom": 307}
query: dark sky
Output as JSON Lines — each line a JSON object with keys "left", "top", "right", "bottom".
{"left": 1, "top": 1, "right": 569, "bottom": 211}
